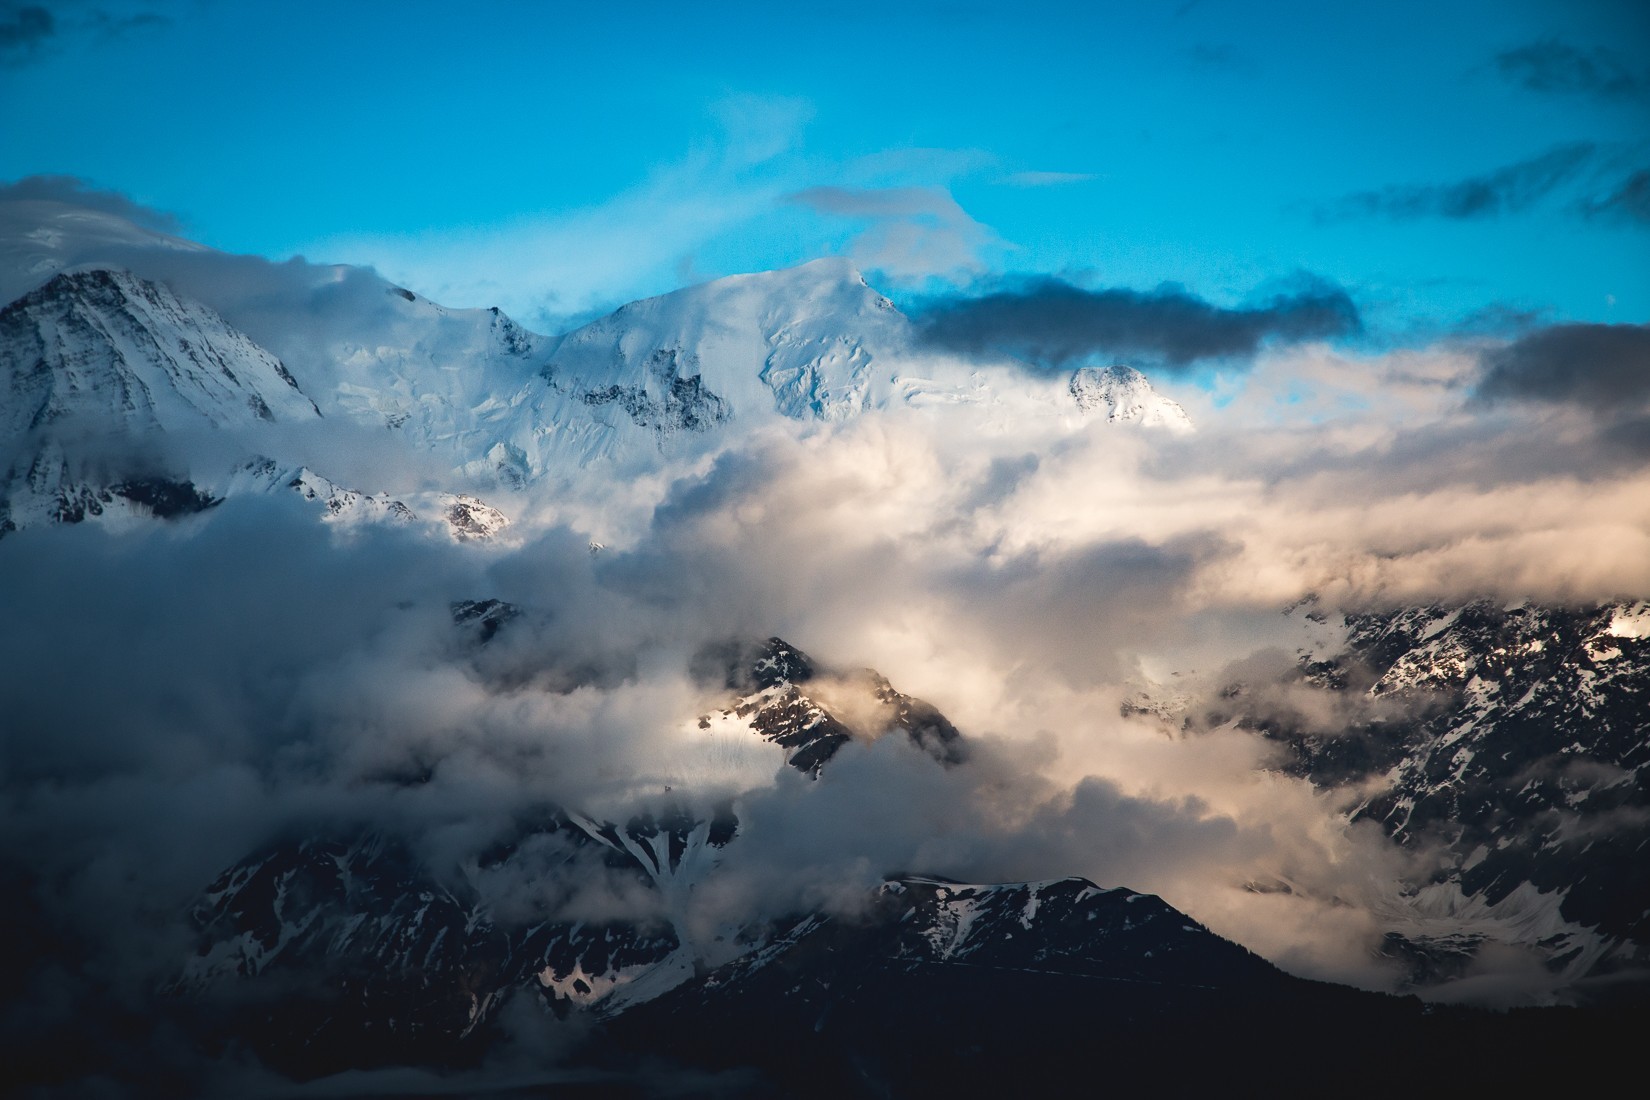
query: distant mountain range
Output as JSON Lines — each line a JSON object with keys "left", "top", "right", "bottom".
{"left": 1, "top": 194, "right": 1190, "bottom": 543}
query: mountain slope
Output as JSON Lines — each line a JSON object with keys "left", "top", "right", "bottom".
{"left": 0, "top": 268, "right": 319, "bottom": 439}
{"left": 170, "top": 631, "right": 966, "bottom": 1073}
{"left": 0, "top": 268, "right": 322, "bottom": 533}
{"left": 1250, "top": 599, "right": 1650, "bottom": 995}
{"left": 607, "top": 874, "right": 1635, "bottom": 1095}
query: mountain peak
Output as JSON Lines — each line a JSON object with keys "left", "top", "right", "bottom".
{"left": 542, "top": 260, "right": 907, "bottom": 427}
{"left": 1069, "top": 364, "right": 1193, "bottom": 431}
{"left": 0, "top": 266, "right": 320, "bottom": 441}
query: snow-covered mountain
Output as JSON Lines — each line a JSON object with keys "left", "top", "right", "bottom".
{"left": 0, "top": 199, "right": 1195, "bottom": 509}
{"left": 1070, "top": 363, "right": 1195, "bottom": 431}
{"left": 545, "top": 258, "right": 905, "bottom": 421}
{"left": 176, "top": 630, "right": 1508, "bottom": 1094}
{"left": 0, "top": 268, "right": 318, "bottom": 533}
{"left": 0, "top": 267, "right": 518, "bottom": 540}
{"left": 0, "top": 268, "right": 319, "bottom": 436}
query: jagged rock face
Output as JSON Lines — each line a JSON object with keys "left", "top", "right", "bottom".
{"left": 577, "top": 348, "right": 731, "bottom": 435}
{"left": 0, "top": 442, "right": 221, "bottom": 533}
{"left": 693, "top": 637, "right": 968, "bottom": 774}
{"left": 1068, "top": 364, "right": 1193, "bottom": 431}
{"left": 442, "top": 493, "right": 510, "bottom": 541}
{"left": 703, "top": 876, "right": 1284, "bottom": 987}
{"left": 451, "top": 597, "right": 520, "bottom": 642}
{"left": 1257, "top": 598, "right": 1650, "bottom": 988}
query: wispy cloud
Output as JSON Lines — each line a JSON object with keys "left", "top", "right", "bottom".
{"left": 1322, "top": 142, "right": 1599, "bottom": 222}
{"left": 1002, "top": 171, "right": 1097, "bottom": 188}
{"left": 0, "top": 174, "right": 182, "bottom": 232}
{"left": 784, "top": 184, "right": 1000, "bottom": 282}
{"left": 0, "top": 1, "right": 170, "bottom": 67}
{"left": 1320, "top": 142, "right": 1650, "bottom": 230}
{"left": 306, "top": 95, "right": 819, "bottom": 328}
{"left": 1576, "top": 167, "right": 1650, "bottom": 225}
{"left": 1495, "top": 38, "right": 1647, "bottom": 101}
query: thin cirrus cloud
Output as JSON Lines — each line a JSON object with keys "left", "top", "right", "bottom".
{"left": 1001, "top": 171, "right": 1098, "bottom": 188}
{"left": 784, "top": 184, "right": 1001, "bottom": 283}
{"left": 308, "top": 95, "right": 819, "bottom": 326}
{"left": 1321, "top": 141, "right": 1600, "bottom": 221}
{"left": 1321, "top": 140, "right": 1650, "bottom": 226}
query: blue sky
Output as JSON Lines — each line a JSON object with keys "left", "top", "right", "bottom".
{"left": 2, "top": 0, "right": 1646, "bottom": 332}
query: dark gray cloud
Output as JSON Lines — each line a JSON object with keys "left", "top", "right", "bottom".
{"left": 1476, "top": 322, "right": 1650, "bottom": 411}
{"left": 1576, "top": 167, "right": 1650, "bottom": 225}
{"left": 0, "top": 3, "right": 52, "bottom": 63}
{"left": 0, "top": 173, "right": 183, "bottom": 232}
{"left": 0, "top": 3, "right": 169, "bottom": 66}
{"left": 84, "top": 7, "right": 171, "bottom": 40}
{"left": 1324, "top": 142, "right": 1598, "bottom": 222}
{"left": 910, "top": 276, "right": 1360, "bottom": 370}
{"left": 1495, "top": 38, "right": 1646, "bottom": 100}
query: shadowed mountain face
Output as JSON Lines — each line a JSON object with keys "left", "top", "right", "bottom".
{"left": 156, "top": 616, "right": 1650, "bottom": 1091}
{"left": 608, "top": 875, "right": 1648, "bottom": 1096}
{"left": 175, "top": 822, "right": 684, "bottom": 1078}
{"left": 1224, "top": 599, "right": 1650, "bottom": 993}
{"left": 166, "top": 631, "right": 966, "bottom": 1078}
